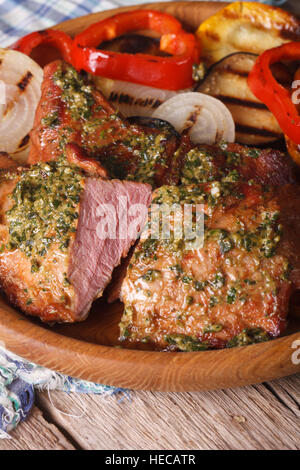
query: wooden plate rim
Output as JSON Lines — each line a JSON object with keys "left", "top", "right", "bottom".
{"left": 1, "top": 299, "right": 300, "bottom": 391}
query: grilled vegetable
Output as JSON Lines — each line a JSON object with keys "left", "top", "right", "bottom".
{"left": 152, "top": 92, "right": 235, "bottom": 145}
{"left": 72, "top": 9, "right": 200, "bottom": 90}
{"left": 283, "top": 67, "right": 300, "bottom": 167}
{"left": 98, "top": 33, "right": 165, "bottom": 56}
{"left": 93, "top": 76, "right": 183, "bottom": 117}
{"left": 12, "top": 29, "right": 73, "bottom": 63}
{"left": 196, "top": 52, "right": 284, "bottom": 145}
{"left": 249, "top": 42, "right": 300, "bottom": 146}
{"left": 196, "top": 1, "right": 300, "bottom": 66}
{"left": 0, "top": 49, "right": 43, "bottom": 163}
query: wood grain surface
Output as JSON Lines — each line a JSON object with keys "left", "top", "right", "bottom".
{"left": 0, "top": 407, "right": 75, "bottom": 450}
{"left": 1, "top": 374, "right": 299, "bottom": 450}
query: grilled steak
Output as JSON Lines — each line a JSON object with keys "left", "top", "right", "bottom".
{"left": 170, "top": 138, "right": 296, "bottom": 187}
{"left": 29, "top": 60, "right": 295, "bottom": 189}
{"left": 29, "top": 60, "right": 180, "bottom": 187}
{"left": 0, "top": 159, "right": 152, "bottom": 322}
{"left": 26, "top": 60, "right": 299, "bottom": 343}
{"left": 120, "top": 182, "right": 300, "bottom": 350}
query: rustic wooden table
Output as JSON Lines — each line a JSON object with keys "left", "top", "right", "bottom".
{"left": 0, "top": 374, "right": 299, "bottom": 450}
{"left": 1, "top": 0, "right": 300, "bottom": 451}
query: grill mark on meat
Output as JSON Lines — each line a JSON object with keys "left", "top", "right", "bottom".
{"left": 17, "top": 71, "right": 33, "bottom": 92}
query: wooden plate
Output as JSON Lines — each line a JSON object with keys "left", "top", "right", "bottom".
{"left": 1, "top": 1, "right": 300, "bottom": 392}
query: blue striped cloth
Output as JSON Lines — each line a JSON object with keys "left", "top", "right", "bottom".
{"left": 0, "top": 0, "right": 287, "bottom": 47}
{"left": 0, "top": 345, "right": 127, "bottom": 438}
{"left": 0, "top": 0, "right": 158, "bottom": 47}
{"left": 0, "top": 0, "right": 288, "bottom": 439}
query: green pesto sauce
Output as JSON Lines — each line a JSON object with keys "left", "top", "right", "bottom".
{"left": 119, "top": 305, "right": 134, "bottom": 340}
{"left": 192, "top": 62, "right": 206, "bottom": 82}
{"left": 209, "top": 295, "right": 218, "bottom": 307}
{"left": 152, "top": 183, "right": 244, "bottom": 208}
{"left": 82, "top": 118, "right": 106, "bottom": 134}
{"left": 48, "top": 65, "right": 173, "bottom": 189}
{"left": 222, "top": 169, "right": 240, "bottom": 183}
{"left": 169, "top": 264, "right": 226, "bottom": 296}
{"left": 227, "top": 328, "right": 270, "bottom": 348}
{"left": 126, "top": 133, "right": 168, "bottom": 186}
{"left": 165, "top": 334, "right": 208, "bottom": 351}
{"left": 181, "top": 148, "right": 216, "bottom": 184}
{"left": 133, "top": 238, "right": 159, "bottom": 263}
{"left": 41, "top": 111, "right": 60, "bottom": 128}
{"left": 96, "top": 129, "right": 170, "bottom": 186}
{"left": 247, "top": 148, "right": 260, "bottom": 159}
{"left": 152, "top": 185, "right": 207, "bottom": 206}
{"left": 137, "top": 185, "right": 281, "bottom": 269}
{"left": 203, "top": 324, "right": 223, "bottom": 333}
{"left": 6, "top": 159, "right": 83, "bottom": 271}
{"left": 224, "top": 150, "right": 241, "bottom": 166}
{"left": 180, "top": 143, "right": 264, "bottom": 186}
{"left": 226, "top": 287, "right": 237, "bottom": 304}
{"left": 53, "top": 65, "right": 94, "bottom": 120}
{"left": 206, "top": 210, "right": 282, "bottom": 259}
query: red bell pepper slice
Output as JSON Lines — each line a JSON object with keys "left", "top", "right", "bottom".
{"left": 11, "top": 29, "right": 73, "bottom": 64}
{"left": 248, "top": 42, "right": 300, "bottom": 145}
{"left": 72, "top": 10, "right": 200, "bottom": 90}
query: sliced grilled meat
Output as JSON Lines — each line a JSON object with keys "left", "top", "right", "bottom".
{"left": 30, "top": 60, "right": 295, "bottom": 189}
{"left": 175, "top": 140, "right": 296, "bottom": 186}
{"left": 0, "top": 159, "right": 152, "bottom": 323}
{"left": 29, "top": 60, "right": 180, "bottom": 187}
{"left": 120, "top": 182, "right": 300, "bottom": 350}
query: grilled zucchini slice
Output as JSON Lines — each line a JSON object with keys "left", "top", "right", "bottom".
{"left": 196, "top": 1, "right": 300, "bottom": 66}
{"left": 196, "top": 52, "right": 287, "bottom": 145}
